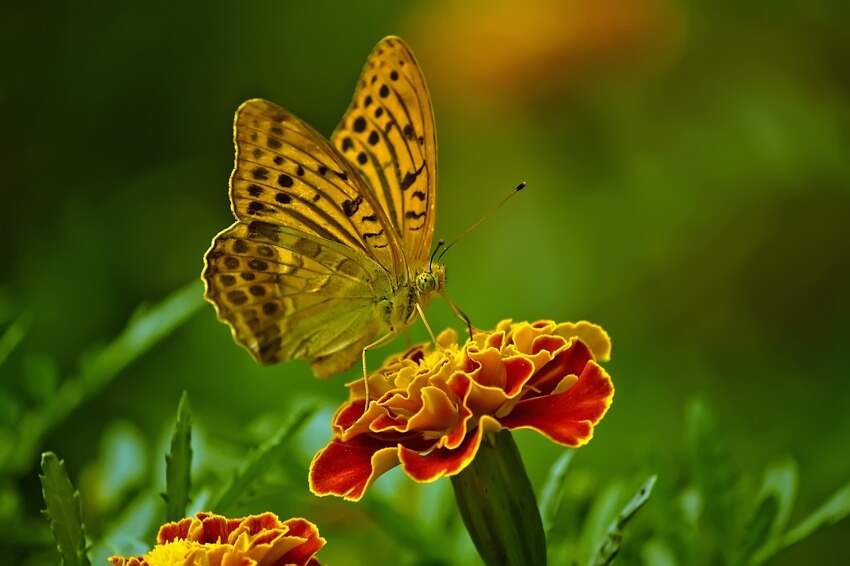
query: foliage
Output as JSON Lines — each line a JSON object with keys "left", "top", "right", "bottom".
{"left": 5, "top": 1, "right": 850, "bottom": 563}
{"left": 163, "top": 391, "right": 192, "bottom": 521}
{"left": 39, "top": 453, "right": 90, "bottom": 566}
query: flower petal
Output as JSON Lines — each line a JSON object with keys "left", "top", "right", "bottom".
{"left": 309, "top": 436, "right": 399, "bottom": 501}
{"left": 555, "top": 321, "right": 611, "bottom": 361}
{"left": 279, "top": 518, "right": 326, "bottom": 565}
{"left": 501, "top": 361, "right": 613, "bottom": 446}
{"left": 399, "top": 415, "right": 502, "bottom": 482}
{"left": 528, "top": 339, "right": 593, "bottom": 395}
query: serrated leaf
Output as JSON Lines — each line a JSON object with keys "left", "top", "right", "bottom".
{"left": 590, "top": 475, "right": 657, "bottom": 566}
{"left": 539, "top": 449, "right": 575, "bottom": 536}
{"left": 164, "top": 391, "right": 192, "bottom": 521}
{"left": 213, "top": 404, "right": 316, "bottom": 514}
{"left": 39, "top": 452, "right": 91, "bottom": 566}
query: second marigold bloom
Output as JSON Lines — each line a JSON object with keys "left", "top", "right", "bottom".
{"left": 109, "top": 512, "right": 325, "bottom": 566}
{"left": 309, "top": 319, "right": 615, "bottom": 501}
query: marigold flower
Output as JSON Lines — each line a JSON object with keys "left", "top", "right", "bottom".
{"left": 309, "top": 319, "right": 614, "bottom": 501}
{"left": 109, "top": 512, "right": 325, "bottom": 566}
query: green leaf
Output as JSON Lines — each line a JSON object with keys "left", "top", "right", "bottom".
{"left": 213, "top": 404, "right": 317, "bottom": 514}
{"left": 780, "top": 481, "right": 850, "bottom": 549}
{"left": 39, "top": 452, "right": 91, "bottom": 566}
{"left": 760, "top": 458, "right": 798, "bottom": 537}
{"left": 590, "top": 475, "right": 657, "bottom": 566}
{"left": 0, "top": 313, "right": 30, "bottom": 370}
{"left": 737, "top": 493, "right": 778, "bottom": 565}
{"left": 164, "top": 391, "right": 192, "bottom": 521}
{"left": 539, "top": 449, "right": 575, "bottom": 536}
{"left": 740, "top": 458, "right": 797, "bottom": 565}
{"left": 5, "top": 280, "right": 205, "bottom": 475}
{"left": 451, "top": 429, "right": 547, "bottom": 566}
{"left": 753, "top": 479, "right": 850, "bottom": 564}
{"left": 580, "top": 481, "right": 625, "bottom": 563}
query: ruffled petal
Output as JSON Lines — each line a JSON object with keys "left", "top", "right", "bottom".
{"left": 308, "top": 436, "right": 399, "bottom": 501}
{"left": 399, "top": 416, "right": 502, "bottom": 482}
{"left": 501, "top": 361, "right": 613, "bottom": 446}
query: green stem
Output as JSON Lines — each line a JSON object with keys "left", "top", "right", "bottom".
{"left": 451, "top": 429, "right": 547, "bottom": 566}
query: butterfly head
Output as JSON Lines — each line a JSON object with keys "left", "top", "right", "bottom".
{"left": 416, "top": 263, "right": 446, "bottom": 296}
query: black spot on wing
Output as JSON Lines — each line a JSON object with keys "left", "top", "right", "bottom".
{"left": 401, "top": 163, "right": 426, "bottom": 191}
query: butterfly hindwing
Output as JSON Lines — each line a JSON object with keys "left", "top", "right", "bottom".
{"left": 203, "top": 221, "right": 390, "bottom": 374}
{"left": 332, "top": 36, "right": 438, "bottom": 267}
{"left": 232, "top": 98, "right": 406, "bottom": 277}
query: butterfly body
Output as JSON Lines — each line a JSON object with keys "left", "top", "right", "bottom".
{"left": 381, "top": 262, "right": 446, "bottom": 333}
{"left": 203, "top": 36, "right": 443, "bottom": 378}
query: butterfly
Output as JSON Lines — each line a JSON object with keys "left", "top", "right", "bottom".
{"left": 202, "top": 36, "right": 463, "bottom": 378}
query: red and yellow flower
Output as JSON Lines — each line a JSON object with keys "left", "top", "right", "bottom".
{"left": 109, "top": 512, "right": 325, "bottom": 566}
{"left": 309, "top": 319, "right": 614, "bottom": 501}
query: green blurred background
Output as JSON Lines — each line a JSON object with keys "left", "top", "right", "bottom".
{"left": 3, "top": 1, "right": 849, "bottom": 564}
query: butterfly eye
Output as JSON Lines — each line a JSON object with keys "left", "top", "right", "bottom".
{"left": 417, "top": 273, "right": 436, "bottom": 293}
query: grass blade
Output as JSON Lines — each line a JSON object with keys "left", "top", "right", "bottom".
{"left": 213, "top": 404, "right": 317, "bottom": 514}
{"left": 591, "top": 475, "right": 657, "bottom": 566}
{"left": 539, "top": 449, "right": 575, "bottom": 536}
{"left": 39, "top": 452, "right": 91, "bottom": 566}
{"left": 164, "top": 391, "right": 192, "bottom": 521}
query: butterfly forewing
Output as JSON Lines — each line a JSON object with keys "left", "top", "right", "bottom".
{"left": 332, "top": 36, "right": 438, "bottom": 267}
{"left": 231, "top": 98, "right": 405, "bottom": 276}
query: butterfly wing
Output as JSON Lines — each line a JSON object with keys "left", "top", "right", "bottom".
{"left": 203, "top": 221, "right": 391, "bottom": 377}
{"left": 230, "top": 98, "right": 406, "bottom": 277}
{"left": 203, "top": 97, "right": 410, "bottom": 376}
{"left": 331, "top": 36, "right": 437, "bottom": 268}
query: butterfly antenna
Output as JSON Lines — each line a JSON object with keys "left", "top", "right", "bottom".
{"left": 429, "top": 239, "right": 445, "bottom": 270}
{"left": 438, "top": 181, "right": 526, "bottom": 261}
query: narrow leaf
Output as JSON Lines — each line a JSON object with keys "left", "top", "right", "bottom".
{"left": 213, "top": 404, "right": 317, "bottom": 514}
{"left": 591, "top": 475, "right": 657, "bottom": 566}
{"left": 740, "top": 458, "right": 798, "bottom": 565}
{"left": 0, "top": 313, "right": 30, "bottom": 370}
{"left": 164, "top": 392, "right": 192, "bottom": 521}
{"left": 539, "top": 449, "right": 575, "bottom": 535}
{"left": 737, "top": 494, "right": 778, "bottom": 565}
{"left": 780, "top": 481, "right": 850, "bottom": 549}
{"left": 754, "top": 480, "right": 850, "bottom": 564}
{"left": 6, "top": 280, "right": 204, "bottom": 474}
{"left": 39, "top": 452, "right": 91, "bottom": 566}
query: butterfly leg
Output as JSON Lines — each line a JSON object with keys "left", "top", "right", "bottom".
{"left": 441, "top": 292, "right": 474, "bottom": 340}
{"left": 361, "top": 331, "right": 395, "bottom": 404}
{"left": 415, "top": 303, "right": 438, "bottom": 345}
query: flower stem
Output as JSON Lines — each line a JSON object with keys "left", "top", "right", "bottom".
{"left": 450, "top": 429, "right": 547, "bottom": 566}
